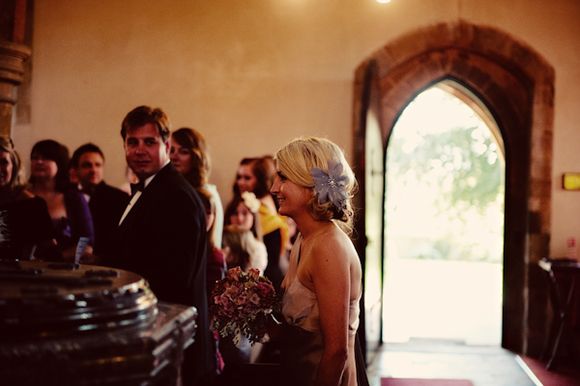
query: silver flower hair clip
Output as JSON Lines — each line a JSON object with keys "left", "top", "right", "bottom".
{"left": 311, "top": 160, "right": 350, "bottom": 210}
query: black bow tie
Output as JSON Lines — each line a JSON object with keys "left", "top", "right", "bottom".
{"left": 130, "top": 181, "right": 145, "bottom": 196}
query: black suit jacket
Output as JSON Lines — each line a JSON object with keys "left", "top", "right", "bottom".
{"left": 88, "top": 181, "right": 129, "bottom": 257}
{"left": 110, "top": 163, "right": 212, "bottom": 383}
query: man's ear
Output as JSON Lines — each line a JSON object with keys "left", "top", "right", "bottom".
{"left": 164, "top": 139, "right": 170, "bottom": 154}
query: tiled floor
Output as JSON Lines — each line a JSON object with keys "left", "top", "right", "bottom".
{"left": 366, "top": 339, "right": 536, "bottom": 386}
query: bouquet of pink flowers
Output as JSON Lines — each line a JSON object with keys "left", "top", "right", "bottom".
{"left": 211, "top": 267, "right": 279, "bottom": 344}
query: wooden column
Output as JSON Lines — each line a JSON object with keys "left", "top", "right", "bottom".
{"left": 0, "top": 0, "right": 31, "bottom": 139}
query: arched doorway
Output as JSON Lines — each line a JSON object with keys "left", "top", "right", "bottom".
{"left": 352, "top": 21, "right": 554, "bottom": 358}
{"left": 383, "top": 82, "right": 505, "bottom": 345}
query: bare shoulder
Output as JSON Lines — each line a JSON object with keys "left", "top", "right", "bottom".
{"left": 309, "top": 225, "right": 358, "bottom": 268}
{"left": 305, "top": 225, "right": 363, "bottom": 299}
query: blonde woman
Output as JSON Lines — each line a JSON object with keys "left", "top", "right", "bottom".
{"left": 0, "top": 138, "right": 55, "bottom": 259}
{"left": 272, "top": 137, "right": 367, "bottom": 386}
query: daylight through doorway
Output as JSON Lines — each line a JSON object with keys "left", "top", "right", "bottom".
{"left": 382, "top": 83, "right": 505, "bottom": 346}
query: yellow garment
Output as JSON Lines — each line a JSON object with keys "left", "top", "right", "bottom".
{"left": 258, "top": 203, "right": 289, "bottom": 252}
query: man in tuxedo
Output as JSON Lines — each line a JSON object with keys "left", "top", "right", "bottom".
{"left": 70, "top": 143, "right": 129, "bottom": 259}
{"left": 113, "top": 105, "right": 213, "bottom": 385}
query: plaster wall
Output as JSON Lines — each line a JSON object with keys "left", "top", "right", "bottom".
{"left": 13, "top": 0, "right": 580, "bottom": 256}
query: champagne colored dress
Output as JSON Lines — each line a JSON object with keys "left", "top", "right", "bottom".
{"left": 280, "top": 236, "right": 362, "bottom": 386}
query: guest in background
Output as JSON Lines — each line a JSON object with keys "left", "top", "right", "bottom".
{"left": 110, "top": 105, "right": 213, "bottom": 385}
{"left": 223, "top": 191, "right": 283, "bottom": 365}
{"left": 233, "top": 156, "right": 289, "bottom": 290}
{"left": 28, "top": 139, "right": 93, "bottom": 260}
{"left": 0, "top": 137, "right": 28, "bottom": 204}
{"left": 196, "top": 188, "right": 227, "bottom": 304}
{"left": 170, "top": 127, "right": 224, "bottom": 247}
{"left": 169, "top": 127, "right": 227, "bottom": 377}
{"left": 70, "top": 143, "right": 129, "bottom": 260}
{"left": 222, "top": 224, "right": 267, "bottom": 273}
{"left": 218, "top": 224, "right": 268, "bottom": 379}
{"left": 197, "top": 189, "right": 227, "bottom": 378}
{"left": 223, "top": 192, "right": 269, "bottom": 272}
{"left": 0, "top": 137, "right": 55, "bottom": 259}
{"left": 224, "top": 192, "right": 262, "bottom": 240}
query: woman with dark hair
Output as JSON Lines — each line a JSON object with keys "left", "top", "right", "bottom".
{"left": 233, "top": 156, "right": 289, "bottom": 291}
{"left": 170, "top": 127, "right": 224, "bottom": 247}
{"left": 170, "top": 128, "right": 226, "bottom": 383}
{"left": 222, "top": 224, "right": 267, "bottom": 273}
{"left": 222, "top": 193, "right": 268, "bottom": 273}
{"left": 195, "top": 187, "right": 227, "bottom": 378}
{"left": 223, "top": 192, "right": 262, "bottom": 240}
{"left": 0, "top": 137, "right": 55, "bottom": 259}
{"left": 28, "top": 139, "right": 94, "bottom": 260}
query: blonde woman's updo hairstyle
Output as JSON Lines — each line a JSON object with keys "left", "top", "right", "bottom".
{"left": 275, "top": 136, "right": 357, "bottom": 229}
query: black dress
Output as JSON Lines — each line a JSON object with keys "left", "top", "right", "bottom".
{"left": 0, "top": 196, "right": 54, "bottom": 260}
{"left": 263, "top": 229, "right": 283, "bottom": 290}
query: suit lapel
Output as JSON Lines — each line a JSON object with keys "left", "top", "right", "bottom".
{"left": 117, "top": 164, "right": 174, "bottom": 232}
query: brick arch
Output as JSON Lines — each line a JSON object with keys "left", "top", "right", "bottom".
{"left": 353, "top": 21, "right": 554, "bottom": 355}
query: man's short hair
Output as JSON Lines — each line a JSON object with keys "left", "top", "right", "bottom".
{"left": 70, "top": 143, "right": 104, "bottom": 169}
{"left": 120, "top": 105, "right": 171, "bottom": 142}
